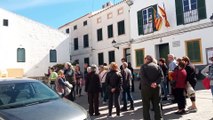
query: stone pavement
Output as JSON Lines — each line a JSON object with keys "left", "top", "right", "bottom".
{"left": 75, "top": 80, "right": 213, "bottom": 120}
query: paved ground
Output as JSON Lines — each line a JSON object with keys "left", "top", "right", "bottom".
{"left": 75, "top": 80, "right": 213, "bottom": 120}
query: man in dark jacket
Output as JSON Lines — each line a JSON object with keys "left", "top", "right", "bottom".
{"left": 140, "top": 55, "right": 164, "bottom": 120}
{"left": 85, "top": 64, "right": 101, "bottom": 116}
{"left": 121, "top": 62, "right": 134, "bottom": 111}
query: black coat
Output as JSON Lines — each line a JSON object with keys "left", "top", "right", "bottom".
{"left": 185, "top": 63, "right": 197, "bottom": 87}
{"left": 105, "top": 70, "right": 122, "bottom": 92}
{"left": 85, "top": 72, "right": 101, "bottom": 93}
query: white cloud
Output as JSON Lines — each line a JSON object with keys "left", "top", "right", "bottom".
{"left": 0, "top": 0, "right": 80, "bottom": 11}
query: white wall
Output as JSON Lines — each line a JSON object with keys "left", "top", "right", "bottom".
{"left": 0, "top": 8, "right": 70, "bottom": 77}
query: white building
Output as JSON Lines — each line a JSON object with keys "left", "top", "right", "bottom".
{"left": 59, "top": 0, "right": 131, "bottom": 69}
{"left": 90, "top": 1, "right": 131, "bottom": 66}
{"left": 130, "top": 0, "right": 213, "bottom": 70}
{"left": 59, "top": 13, "right": 93, "bottom": 70}
{"left": 0, "top": 8, "right": 70, "bottom": 77}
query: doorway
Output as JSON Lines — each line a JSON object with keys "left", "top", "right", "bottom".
{"left": 156, "top": 43, "right": 169, "bottom": 60}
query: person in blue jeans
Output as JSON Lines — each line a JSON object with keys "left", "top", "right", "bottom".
{"left": 201, "top": 56, "right": 213, "bottom": 100}
{"left": 159, "top": 58, "right": 168, "bottom": 101}
{"left": 121, "top": 62, "right": 134, "bottom": 111}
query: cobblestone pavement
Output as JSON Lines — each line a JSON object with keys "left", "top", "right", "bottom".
{"left": 75, "top": 80, "right": 213, "bottom": 120}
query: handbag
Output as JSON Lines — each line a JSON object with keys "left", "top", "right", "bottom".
{"left": 186, "top": 81, "right": 195, "bottom": 97}
{"left": 202, "top": 77, "right": 210, "bottom": 89}
{"left": 64, "top": 81, "right": 73, "bottom": 96}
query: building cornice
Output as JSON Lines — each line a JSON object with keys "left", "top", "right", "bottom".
{"left": 89, "top": 0, "right": 127, "bottom": 18}
{"left": 58, "top": 13, "right": 91, "bottom": 29}
{"left": 132, "top": 21, "right": 213, "bottom": 44}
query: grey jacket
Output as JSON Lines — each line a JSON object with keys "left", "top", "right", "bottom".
{"left": 140, "top": 62, "right": 164, "bottom": 87}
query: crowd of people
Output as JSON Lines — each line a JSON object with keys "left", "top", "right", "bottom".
{"left": 43, "top": 54, "right": 213, "bottom": 120}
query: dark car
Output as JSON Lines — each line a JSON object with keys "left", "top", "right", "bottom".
{"left": 0, "top": 78, "right": 90, "bottom": 120}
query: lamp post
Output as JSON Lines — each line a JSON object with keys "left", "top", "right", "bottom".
{"left": 126, "top": 0, "right": 134, "bottom": 6}
{"left": 112, "top": 40, "right": 119, "bottom": 49}
{"left": 210, "top": 13, "right": 213, "bottom": 23}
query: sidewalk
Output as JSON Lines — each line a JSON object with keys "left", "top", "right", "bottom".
{"left": 75, "top": 80, "right": 213, "bottom": 120}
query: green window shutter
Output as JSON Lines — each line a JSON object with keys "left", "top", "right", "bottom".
{"left": 118, "top": 20, "right": 125, "bottom": 35}
{"left": 135, "top": 49, "right": 144, "bottom": 67}
{"left": 152, "top": 5, "right": 157, "bottom": 31}
{"left": 107, "top": 24, "right": 113, "bottom": 38}
{"left": 175, "top": 0, "right": 184, "bottom": 25}
{"left": 137, "top": 10, "right": 144, "bottom": 35}
{"left": 186, "top": 40, "right": 201, "bottom": 63}
{"left": 98, "top": 53, "right": 104, "bottom": 65}
{"left": 17, "top": 48, "right": 25, "bottom": 62}
{"left": 97, "top": 28, "right": 103, "bottom": 41}
{"left": 50, "top": 49, "right": 57, "bottom": 62}
{"left": 108, "top": 51, "right": 115, "bottom": 64}
{"left": 74, "top": 38, "right": 78, "bottom": 50}
{"left": 83, "top": 34, "right": 89, "bottom": 48}
{"left": 198, "top": 0, "right": 207, "bottom": 20}
{"left": 84, "top": 57, "right": 89, "bottom": 65}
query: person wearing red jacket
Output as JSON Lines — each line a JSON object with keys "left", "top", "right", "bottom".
{"left": 171, "top": 61, "right": 187, "bottom": 114}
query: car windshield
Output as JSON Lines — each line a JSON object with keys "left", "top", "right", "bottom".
{"left": 0, "top": 81, "right": 60, "bottom": 109}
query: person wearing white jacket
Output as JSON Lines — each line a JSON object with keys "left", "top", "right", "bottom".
{"left": 201, "top": 56, "right": 213, "bottom": 99}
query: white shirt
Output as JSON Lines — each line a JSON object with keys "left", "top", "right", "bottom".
{"left": 201, "top": 64, "right": 213, "bottom": 85}
{"left": 99, "top": 70, "right": 107, "bottom": 83}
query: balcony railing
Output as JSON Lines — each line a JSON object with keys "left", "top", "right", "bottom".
{"left": 143, "top": 22, "right": 153, "bottom": 34}
{"left": 183, "top": 9, "right": 199, "bottom": 24}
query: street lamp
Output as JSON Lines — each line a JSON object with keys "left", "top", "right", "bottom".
{"left": 126, "top": 0, "right": 134, "bottom": 6}
{"left": 210, "top": 13, "right": 213, "bottom": 23}
{"left": 112, "top": 40, "right": 119, "bottom": 49}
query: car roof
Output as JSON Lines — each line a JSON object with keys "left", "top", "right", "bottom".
{"left": 0, "top": 78, "right": 40, "bottom": 84}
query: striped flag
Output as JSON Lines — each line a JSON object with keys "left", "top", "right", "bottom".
{"left": 153, "top": 7, "right": 163, "bottom": 31}
{"left": 158, "top": 5, "right": 170, "bottom": 27}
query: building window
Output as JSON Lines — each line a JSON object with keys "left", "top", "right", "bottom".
{"left": 175, "top": 0, "right": 206, "bottom": 25}
{"left": 107, "top": 24, "right": 113, "bottom": 38}
{"left": 17, "top": 48, "right": 25, "bottom": 62}
{"left": 118, "top": 8, "right": 124, "bottom": 15}
{"left": 117, "top": 20, "right": 125, "bottom": 35}
{"left": 142, "top": 7, "right": 153, "bottom": 34}
{"left": 98, "top": 53, "right": 104, "bottom": 65}
{"left": 74, "top": 38, "right": 78, "bottom": 50}
{"left": 108, "top": 51, "right": 115, "bottom": 64}
{"left": 97, "top": 17, "right": 102, "bottom": 23}
{"left": 84, "top": 57, "right": 90, "bottom": 65}
{"left": 137, "top": 5, "right": 159, "bottom": 35}
{"left": 73, "top": 59, "right": 79, "bottom": 65}
{"left": 66, "top": 28, "right": 69, "bottom": 34}
{"left": 83, "top": 34, "right": 89, "bottom": 48}
{"left": 135, "top": 49, "right": 144, "bottom": 67}
{"left": 83, "top": 20, "right": 87, "bottom": 26}
{"left": 3, "top": 19, "right": 8, "bottom": 26}
{"left": 50, "top": 49, "right": 57, "bottom": 62}
{"left": 182, "top": 0, "right": 199, "bottom": 24}
{"left": 97, "top": 28, "right": 103, "bottom": 41}
{"left": 107, "top": 13, "right": 113, "bottom": 19}
{"left": 185, "top": 39, "right": 202, "bottom": 63}
{"left": 124, "top": 48, "right": 131, "bottom": 63}
{"left": 73, "top": 25, "right": 77, "bottom": 30}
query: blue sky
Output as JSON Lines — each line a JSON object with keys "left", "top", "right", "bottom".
{"left": 0, "top": 0, "right": 121, "bottom": 28}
